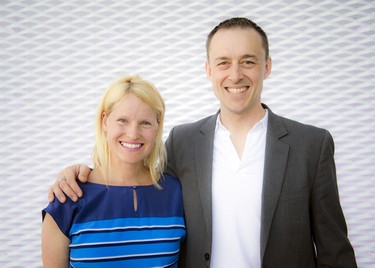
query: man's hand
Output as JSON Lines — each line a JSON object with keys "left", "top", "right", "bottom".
{"left": 48, "top": 164, "right": 91, "bottom": 203}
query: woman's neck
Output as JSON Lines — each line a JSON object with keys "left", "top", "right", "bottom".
{"left": 89, "top": 163, "right": 152, "bottom": 186}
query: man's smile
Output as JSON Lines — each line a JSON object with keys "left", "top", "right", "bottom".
{"left": 225, "top": 86, "right": 249, "bottom": 94}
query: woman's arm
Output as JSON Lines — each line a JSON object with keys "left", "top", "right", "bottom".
{"left": 41, "top": 213, "right": 70, "bottom": 267}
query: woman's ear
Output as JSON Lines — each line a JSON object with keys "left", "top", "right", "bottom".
{"left": 102, "top": 112, "right": 108, "bottom": 134}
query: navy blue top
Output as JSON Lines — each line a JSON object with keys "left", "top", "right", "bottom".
{"left": 43, "top": 174, "right": 186, "bottom": 268}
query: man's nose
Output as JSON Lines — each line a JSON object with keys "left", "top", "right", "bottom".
{"left": 228, "top": 64, "right": 243, "bottom": 83}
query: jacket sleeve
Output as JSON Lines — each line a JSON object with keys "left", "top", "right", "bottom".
{"left": 311, "top": 130, "right": 357, "bottom": 267}
{"left": 165, "top": 126, "right": 178, "bottom": 178}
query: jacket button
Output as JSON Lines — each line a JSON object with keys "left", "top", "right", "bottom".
{"left": 204, "top": 253, "right": 210, "bottom": 260}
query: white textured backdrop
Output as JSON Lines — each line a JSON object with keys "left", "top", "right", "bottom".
{"left": 1, "top": 0, "right": 374, "bottom": 267}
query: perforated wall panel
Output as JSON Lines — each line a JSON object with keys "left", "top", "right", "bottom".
{"left": 1, "top": 0, "right": 374, "bottom": 267}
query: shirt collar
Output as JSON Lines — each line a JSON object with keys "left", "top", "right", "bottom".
{"left": 215, "top": 108, "right": 269, "bottom": 134}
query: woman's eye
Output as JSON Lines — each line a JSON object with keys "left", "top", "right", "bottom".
{"left": 140, "top": 121, "right": 152, "bottom": 127}
{"left": 118, "top": 119, "right": 127, "bottom": 124}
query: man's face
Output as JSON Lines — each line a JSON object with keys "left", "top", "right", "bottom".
{"left": 205, "top": 27, "right": 272, "bottom": 117}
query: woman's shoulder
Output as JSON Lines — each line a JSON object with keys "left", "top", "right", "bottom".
{"left": 156, "top": 174, "right": 182, "bottom": 193}
{"left": 160, "top": 173, "right": 180, "bottom": 184}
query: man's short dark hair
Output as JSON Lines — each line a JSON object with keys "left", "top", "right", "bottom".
{"left": 206, "top": 17, "right": 269, "bottom": 60}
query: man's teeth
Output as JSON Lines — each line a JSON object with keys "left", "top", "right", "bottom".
{"left": 121, "top": 142, "right": 141, "bottom": 149}
{"left": 227, "top": 87, "right": 247, "bottom": 93}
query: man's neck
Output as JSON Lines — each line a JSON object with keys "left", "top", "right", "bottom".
{"left": 219, "top": 105, "right": 265, "bottom": 159}
{"left": 220, "top": 105, "right": 265, "bottom": 134}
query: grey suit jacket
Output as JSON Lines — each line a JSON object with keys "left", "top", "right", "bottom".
{"left": 165, "top": 104, "right": 357, "bottom": 268}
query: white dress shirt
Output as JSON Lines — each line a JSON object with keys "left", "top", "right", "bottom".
{"left": 210, "top": 110, "right": 268, "bottom": 268}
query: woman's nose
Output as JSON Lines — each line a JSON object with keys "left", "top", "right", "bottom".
{"left": 126, "top": 124, "right": 140, "bottom": 139}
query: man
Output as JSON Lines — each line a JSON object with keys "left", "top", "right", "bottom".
{"left": 50, "top": 17, "right": 357, "bottom": 267}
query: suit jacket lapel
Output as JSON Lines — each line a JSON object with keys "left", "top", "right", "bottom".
{"left": 194, "top": 113, "right": 218, "bottom": 244}
{"left": 260, "top": 107, "right": 289, "bottom": 260}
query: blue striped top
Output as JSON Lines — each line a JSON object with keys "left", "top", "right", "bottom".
{"left": 43, "top": 174, "right": 186, "bottom": 268}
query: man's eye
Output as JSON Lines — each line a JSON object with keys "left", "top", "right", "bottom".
{"left": 218, "top": 61, "right": 228, "bottom": 66}
{"left": 242, "top": 61, "right": 255, "bottom": 66}
{"left": 217, "top": 62, "right": 230, "bottom": 69}
{"left": 118, "top": 119, "right": 128, "bottom": 123}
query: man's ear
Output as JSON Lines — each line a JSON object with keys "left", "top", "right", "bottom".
{"left": 205, "top": 61, "right": 212, "bottom": 79}
{"left": 264, "top": 57, "right": 272, "bottom": 80}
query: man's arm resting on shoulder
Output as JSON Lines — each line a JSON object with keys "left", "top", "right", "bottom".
{"left": 48, "top": 164, "right": 91, "bottom": 203}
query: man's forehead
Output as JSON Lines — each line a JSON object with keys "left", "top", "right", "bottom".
{"left": 208, "top": 28, "right": 264, "bottom": 58}
{"left": 210, "top": 28, "right": 262, "bottom": 47}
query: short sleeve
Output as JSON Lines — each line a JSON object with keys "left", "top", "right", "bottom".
{"left": 42, "top": 198, "right": 80, "bottom": 238}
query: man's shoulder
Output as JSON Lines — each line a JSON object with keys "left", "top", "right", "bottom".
{"left": 270, "top": 111, "right": 331, "bottom": 142}
{"left": 279, "top": 114, "right": 327, "bottom": 133}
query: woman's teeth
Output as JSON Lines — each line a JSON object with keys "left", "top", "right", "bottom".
{"left": 121, "top": 142, "right": 141, "bottom": 149}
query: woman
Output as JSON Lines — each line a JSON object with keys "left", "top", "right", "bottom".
{"left": 42, "top": 75, "right": 186, "bottom": 267}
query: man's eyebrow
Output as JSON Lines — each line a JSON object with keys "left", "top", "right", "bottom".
{"left": 214, "top": 54, "right": 259, "bottom": 61}
{"left": 242, "top": 54, "right": 259, "bottom": 60}
{"left": 214, "top": 56, "right": 230, "bottom": 62}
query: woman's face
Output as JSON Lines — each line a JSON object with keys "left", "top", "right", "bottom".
{"left": 102, "top": 93, "right": 158, "bottom": 168}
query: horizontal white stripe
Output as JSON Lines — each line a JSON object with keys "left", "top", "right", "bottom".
{"left": 70, "top": 248, "right": 180, "bottom": 261}
{"left": 70, "top": 236, "right": 181, "bottom": 248}
{"left": 71, "top": 224, "right": 185, "bottom": 236}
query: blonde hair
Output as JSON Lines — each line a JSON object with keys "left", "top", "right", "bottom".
{"left": 93, "top": 74, "right": 166, "bottom": 188}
